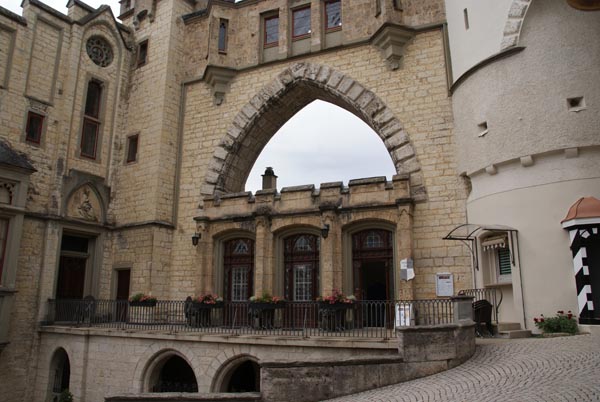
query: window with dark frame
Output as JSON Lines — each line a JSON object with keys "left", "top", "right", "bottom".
{"left": 325, "top": 0, "right": 342, "bottom": 31}
{"left": 25, "top": 111, "right": 44, "bottom": 144}
{"left": 218, "top": 19, "right": 228, "bottom": 53}
{"left": 137, "top": 40, "right": 148, "bottom": 67}
{"left": 292, "top": 6, "right": 311, "bottom": 39}
{"left": 0, "top": 218, "right": 9, "bottom": 284}
{"left": 126, "top": 134, "right": 139, "bottom": 163}
{"left": 80, "top": 80, "right": 103, "bottom": 159}
{"left": 264, "top": 15, "right": 279, "bottom": 48}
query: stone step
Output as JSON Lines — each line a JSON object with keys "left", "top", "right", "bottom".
{"left": 497, "top": 329, "right": 532, "bottom": 339}
{"left": 497, "top": 322, "right": 522, "bottom": 332}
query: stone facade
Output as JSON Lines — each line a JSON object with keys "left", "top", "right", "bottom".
{"left": 0, "top": 0, "right": 476, "bottom": 401}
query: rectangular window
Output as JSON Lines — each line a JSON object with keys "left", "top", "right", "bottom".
{"left": 325, "top": 0, "right": 341, "bottom": 31}
{"left": 231, "top": 266, "right": 249, "bottom": 301}
{"left": 218, "top": 19, "right": 228, "bottom": 53}
{"left": 0, "top": 218, "right": 8, "bottom": 284}
{"left": 126, "top": 134, "right": 139, "bottom": 163}
{"left": 498, "top": 248, "right": 512, "bottom": 276}
{"left": 25, "top": 111, "right": 44, "bottom": 144}
{"left": 264, "top": 15, "right": 279, "bottom": 48}
{"left": 292, "top": 6, "right": 311, "bottom": 39}
{"left": 293, "top": 264, "right": 312, "bottom": 301}
{"left": 376, "top": 0, "right": 382, "bottom": 16}
{"left": 137, "top": 39, "right": 148, "bottom": 67}
{"left": 80, "top": 80, "right": 103, "bottom": 159}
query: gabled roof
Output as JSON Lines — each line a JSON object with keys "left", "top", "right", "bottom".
{"left": 0, "top": 141, "right": 36, "bottom": 172}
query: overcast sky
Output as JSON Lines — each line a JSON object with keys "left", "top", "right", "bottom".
{"left": 3, "top": 0, "right": 396, "bottom": 192}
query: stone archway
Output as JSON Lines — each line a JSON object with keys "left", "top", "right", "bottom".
{"left": 202, "top": 62, "right": 425, "bottom": 200}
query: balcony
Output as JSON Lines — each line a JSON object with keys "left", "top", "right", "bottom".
{"left": 42, "top": 298, "right": 459, "bottom": 340}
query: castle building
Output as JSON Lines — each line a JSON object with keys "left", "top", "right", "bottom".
{"left": 0, "top": 0, "right": 597, "bottom": 401}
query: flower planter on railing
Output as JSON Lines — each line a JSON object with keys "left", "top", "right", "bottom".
{"left": 319, "top": 302, "right": 354, "bottom": 331}
{"left": 128, "top": 300, "right": 157, "bottom": 324}
{"left": 249, "top": 302, "right": 286, "bottom": 329}
{"left": 187, "top": 301, "right": 223, "bottom": 327}
{"left": 129, "top": 300, "right": 157, "bottom": 307}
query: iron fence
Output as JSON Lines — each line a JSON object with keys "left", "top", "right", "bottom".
{"left": 44, "top": 298, "right": 455, "bottom": 339}
{"left": 458, "top": 287, "right": 503, "bottom": 323}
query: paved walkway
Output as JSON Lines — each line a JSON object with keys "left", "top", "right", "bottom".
{"left": 324, "top": 332, "right": 600, "bottom": 402}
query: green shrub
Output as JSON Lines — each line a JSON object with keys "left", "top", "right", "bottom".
{"left": 58, "top": 389, "right": 73, "bottom": 402}
{"left": 534, "top": 311, "right": 578, "bottom": 334}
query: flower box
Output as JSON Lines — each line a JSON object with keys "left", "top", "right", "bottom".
{"left": 129, "top": 300, "right": 157, "bottom": 307}
{"left": 318, "top": 301, "right": 354, "bottom": 311}
{"left": 191, "top": 301, "right": 224, "bottom": 310}
{"left": 249, "top": 302, "right": 286, "bottom": 312}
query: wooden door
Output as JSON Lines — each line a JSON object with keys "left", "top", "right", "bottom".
{"left": 56, "top": 256, "right": 86, "bottom": 299}
{"left": 116, "top": 269, "right": 131, "bottom": 321}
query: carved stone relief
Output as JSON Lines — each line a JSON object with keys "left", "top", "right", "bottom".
{"left": 66, "top": 185, "right": 102, "bottom": 222}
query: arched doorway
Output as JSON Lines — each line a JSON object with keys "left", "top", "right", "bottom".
{"left": 352, "top": 229, "right": 394, "bottom": 301}
{"left": 48, "top": 348, "right": 70, "bottom": 402}
{"left": 150, "top": 355, "right": 198, "bottom": 393}
{"left": 215, "top": 357, "right": 260, "bottom": 393}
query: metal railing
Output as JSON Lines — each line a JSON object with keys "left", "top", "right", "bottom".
{"left": 458, "top": 287, "right": 503, "bottom": 323}
{"left": 44, "top": 298, "right": 455, "bottom": 340}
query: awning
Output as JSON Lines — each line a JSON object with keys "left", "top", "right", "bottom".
{"left": 443, "top": 223, "right": 517, "bottom": 241}
{"left": 443, "top": 223, "right": 518, "bottom": 270}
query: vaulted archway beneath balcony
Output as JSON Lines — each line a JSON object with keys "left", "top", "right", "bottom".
{"left": 201, "top": 62, "right": 425, "bottom": 200}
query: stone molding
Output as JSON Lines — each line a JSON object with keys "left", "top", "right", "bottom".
{"left": 202, "top": 62, "right": 425, "bottom": 202}
{"left": 371, "top": 23, "right": 415, "bottom": 70}
{"left": 203, "top": 65, "right": 237, "bottom": 106}
{"left": 501, "top": 0, "right": 532, "bottom": 50}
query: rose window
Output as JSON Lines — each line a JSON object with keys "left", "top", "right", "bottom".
{"left": 86, "top": 36, "right": 113, "bottom": 67}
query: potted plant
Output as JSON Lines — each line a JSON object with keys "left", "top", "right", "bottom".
{"left": 192, "top": 293, "right": 223, "bottom": 309}
{"left": 317, "top": 289, "right": 356, "bottom": 311}
{"left": 248, "top": 292, "right": 286, "bottom": 311}
{"left": 534, "top": 310, "right": 578, "bottom": 336}
{"left": 248, "top": 293, "right": 286, "bottom": 329}
{"left": 128, "top": 293, "right": 157, "bottom": 307}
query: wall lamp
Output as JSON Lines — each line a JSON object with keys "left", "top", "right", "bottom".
{"left": 321, "top": 224, "right": 330, "bottom": 239}
{"left": 192, "top": 232, "right": 201, "bottom": 246}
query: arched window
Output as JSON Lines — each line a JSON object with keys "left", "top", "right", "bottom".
{"left": 48, "top": 348, "right": 70, "bottom": 402}
{"left": 151, "top": 355, "right": 198, "bottom": 393}
{"left": 284, "top": 234, "right": 319, "bottom": 301}
{"left": 223, "top": 238, "right": 254, "bottom": 301}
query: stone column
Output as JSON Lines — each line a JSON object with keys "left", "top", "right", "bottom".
{"left": 396, "top": 202, "right": 414, "bottom": 300}
{"left": 320, "top": 209, "right": 338, "bottom": 295}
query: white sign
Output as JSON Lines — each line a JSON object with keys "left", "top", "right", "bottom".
{"left": 436, "top": 272, "right": 454, "bottom": 297}
{"left": 395, "top": 303, "right": 414, "bottom": 327}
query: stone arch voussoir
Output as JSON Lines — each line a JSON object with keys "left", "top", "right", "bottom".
{"left": 501, "top": 0, "right": 533, "bottom": 50}
{"left": 203, "top": 62, "right": 425, "bottom": 201}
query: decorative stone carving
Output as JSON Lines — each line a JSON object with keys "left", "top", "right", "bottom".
{"left": 0, "top": 181, "right": 15, "bottom": 204}
{"left": 66, "top": 185, "right": 102, "bottom": 222}
{"left": 203, "top": 66, "right": 237, "bottom": 106}
{"left": 86, "top": 36, "right": 114, "bottom": 67}
{"left": 372, "top": 24, "right": 415, "bottom": 70}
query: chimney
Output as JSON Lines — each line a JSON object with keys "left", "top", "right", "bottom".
{"left": 262, "top": 167, "right": 278, "bottom": 190}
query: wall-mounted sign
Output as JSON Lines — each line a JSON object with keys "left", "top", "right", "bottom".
{"left": 436, "top": 272, "right": 454, "bottom": 297}
{"left": 400, "top": 258, "right": 414, "bottom": 281}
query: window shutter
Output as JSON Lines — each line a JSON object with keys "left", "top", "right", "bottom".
{"left": 498, "top": 248, "right": 511, "bottom": 276}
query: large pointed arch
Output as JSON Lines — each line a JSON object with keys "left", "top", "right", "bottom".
{"left": 201, "top": 62, "right": 425, "bottom": 200}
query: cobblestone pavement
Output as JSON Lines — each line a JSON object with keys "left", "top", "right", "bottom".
{"left": 324, "top": 332, "right": 600, "bottom": 402}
